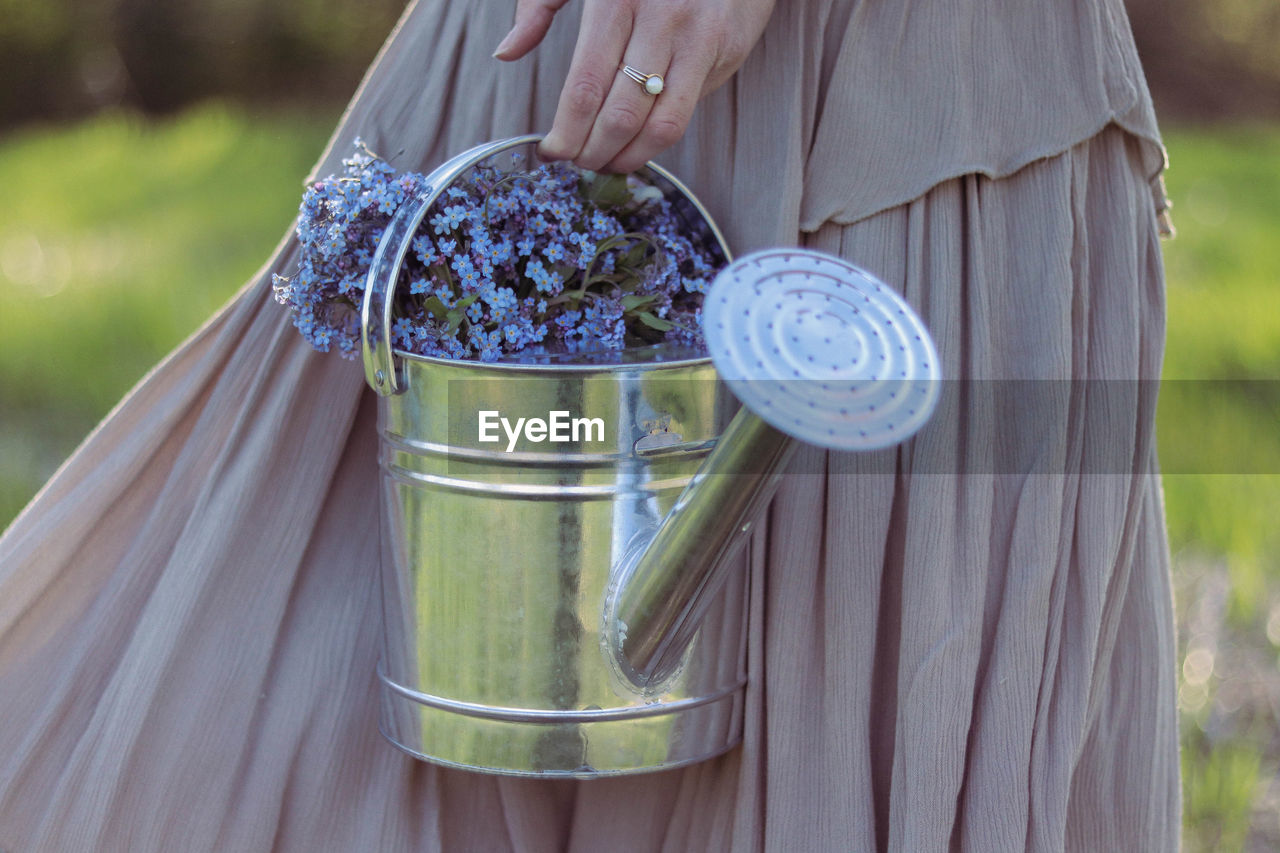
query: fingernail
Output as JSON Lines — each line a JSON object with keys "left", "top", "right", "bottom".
{"left": 537, "top": 133, "right": 561, "bottom": 162}
{"left": 493, "top": 29, "right": 516, "bottom": 58}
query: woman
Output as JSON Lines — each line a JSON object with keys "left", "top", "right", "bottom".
{"left": 0, "top": 0, "right": 1178, "bottom": 849}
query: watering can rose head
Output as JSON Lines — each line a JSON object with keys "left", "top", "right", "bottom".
{"left": 272, "top": 139, "right": 725, "bottom": 362}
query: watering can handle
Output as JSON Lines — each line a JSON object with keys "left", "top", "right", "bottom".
{"left": 360, "top": 135, "right": 544, "bottom": 396}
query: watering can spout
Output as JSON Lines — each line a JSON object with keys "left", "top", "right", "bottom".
{"left": 608, "top": 247, "right": 944, "bottom": 690}
{"left": 609, "top": 409, "right": 796, "bottom": 689}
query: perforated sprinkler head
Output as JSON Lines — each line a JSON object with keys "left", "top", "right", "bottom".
{"left": 703, "top": 248, "right": 942, "bottom": 450}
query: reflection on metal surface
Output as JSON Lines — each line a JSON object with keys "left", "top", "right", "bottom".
{"left": 365, "top": 137, "right": 753, "bottom": 777}
{"left": 373, "top": 356, "right": 750, "bottom": 777}
{"left": 607, "top": 409, "right": 795, "bottom": 688}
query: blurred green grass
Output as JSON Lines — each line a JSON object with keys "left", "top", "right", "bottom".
{"left": 1156, "top": 123, "right": 1280, "bottom": 851}
{"left": 0, "top": 105, "right": 332, "bottom": 522}
{"left": 0, "top": 106, "right": 1278, "bottom": 845}
{"left": 1158, "top": 126, "right": 1280, "bottom": 612}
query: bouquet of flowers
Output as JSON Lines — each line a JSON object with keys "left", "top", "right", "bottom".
{"left": 272, "top": 140, "right": 726, "bottom": 362}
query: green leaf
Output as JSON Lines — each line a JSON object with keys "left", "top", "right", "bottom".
{"left": 637, "top": 312, "right": 675, "bottom": 331}
{"left": 582, "top": 173, "right": 632, "bottom": 207}
{"left": 622, "top": 241, "right": 650, "bottom": 267}
{"left": 445, "top": 311, "right": 462, "bottom": 334}
{"left": 621, "top": 293, "right": 657, "bottom": 311}
{"left": 423, "top": 295, "right": 447, "bottom": 318}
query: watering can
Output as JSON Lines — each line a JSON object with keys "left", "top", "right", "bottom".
{"left": 361, "top": 136, "right": 940, "bottom": 777}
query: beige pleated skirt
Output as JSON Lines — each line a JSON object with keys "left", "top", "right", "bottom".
{"left": 0, "top": 1, "right": 1179, "bottom": 850}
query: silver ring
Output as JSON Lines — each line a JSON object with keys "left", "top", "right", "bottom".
{"left": 619, "top": 65, "right": 664, "bottom": 96}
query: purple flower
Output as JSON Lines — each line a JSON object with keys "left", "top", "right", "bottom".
{"left": 486, "top": 288, "right": 519, "bottom": 323}
{"left": 590, "top": 211, "right": 614, "bottom": 239}
{"left": 434, "top": 285, "right": 457, "bottom": 309}
{"left": 432, "top": 205, "right": 469, "bottom": 235}
{"left": 543, "top": 241, "right": 566, "bottom": 263}
{"left": 413, "top": 235, "right": 439, "bottom": 266}
{"left": 392, "top": 317, "right": 415, "bottom": 348}
{"left": 277, "top": 141, "right": 723, "bottom": 361}
{"left": 489, "top": 194, "right": 515, "bottom": 216}
{"left": 451, "top": 255, "right": 475, "bottom": 278}
{"left": 468, "top": 326, "right": 503, "bottom": 362}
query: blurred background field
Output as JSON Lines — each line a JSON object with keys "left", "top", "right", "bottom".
{"left": 0, "top": 107, "right": 333, "bottom": 521}
{"left": 1, "top": 0, "right": 1278, "bottom": 848}
{"left": 1154, "top": 125, "right": 1280, "bottom": 851}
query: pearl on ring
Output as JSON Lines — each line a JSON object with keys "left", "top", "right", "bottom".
{"left": 620, "top": 65, "right": 665, "bottom": 96}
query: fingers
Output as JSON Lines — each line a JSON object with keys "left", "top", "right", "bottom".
{"left": 531, "top": 0, "right": 771, "bottom": 172}
{"left": 538, "top": 2, "right": 633, "bottom": 163}
{"left": 604, "top": 47, "right": 713, "bottom": 173}
{"left": 572, "top": 27, "right": 675, "bottom": 170}
{"left": 493, "top": 0, "right": 572, "bottom": 61}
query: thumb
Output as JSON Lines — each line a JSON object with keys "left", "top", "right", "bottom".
{"left": 493, "top": 0, "right": 572, "bottom": 61}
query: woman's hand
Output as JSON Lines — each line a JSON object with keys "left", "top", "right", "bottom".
{"left": 493, "top": 0, "right": 775, "bottom": 173}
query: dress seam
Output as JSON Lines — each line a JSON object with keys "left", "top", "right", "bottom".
{"left": 799, "top": 118, "right": 1168, "bottom": 234}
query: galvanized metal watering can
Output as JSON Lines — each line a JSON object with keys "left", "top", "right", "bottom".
{"left": 361, "top": 136, "right": 941, "bottom": 778}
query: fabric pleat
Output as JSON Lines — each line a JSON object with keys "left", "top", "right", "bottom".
{"left": 1, "top": 0, "right": 1178, "bottom": 850}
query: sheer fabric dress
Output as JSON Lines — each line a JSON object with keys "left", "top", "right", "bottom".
{"left": 0, "top": 0, "right": 1180, "bottom": 850}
